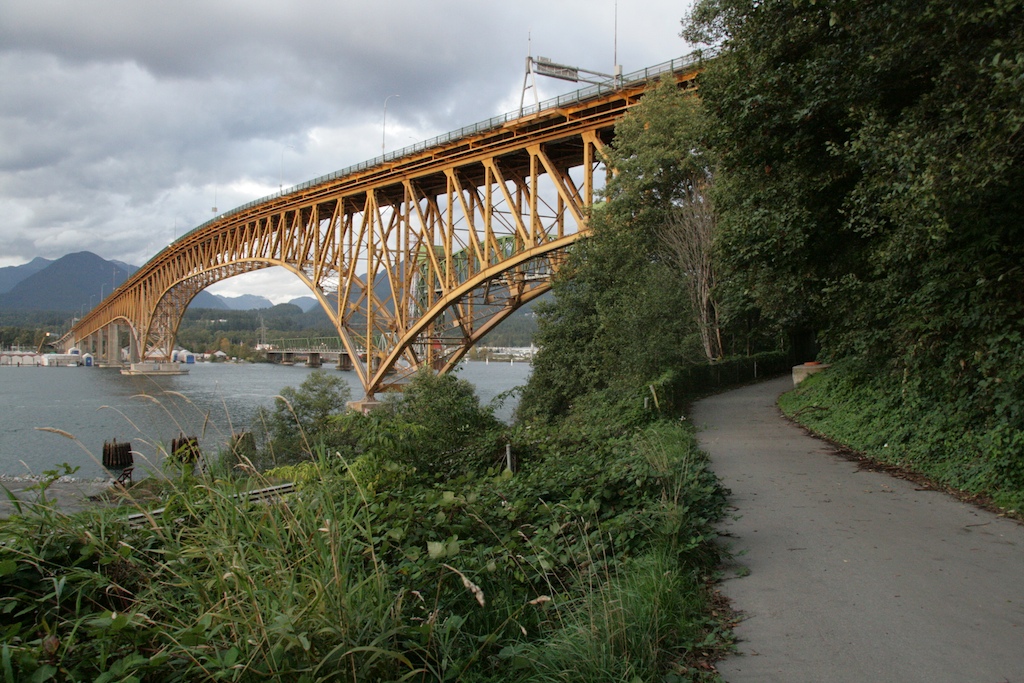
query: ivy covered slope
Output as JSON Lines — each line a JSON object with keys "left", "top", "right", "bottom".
{"left": 686, "top": 0, "right": 1024, "bottom": 510}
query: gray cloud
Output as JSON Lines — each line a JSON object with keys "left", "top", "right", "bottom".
{"left": 0, "top": 0, "right": 693, "bottom": 301}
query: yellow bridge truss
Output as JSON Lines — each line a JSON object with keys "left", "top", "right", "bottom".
{"left": 61, "top": 55, "right": 701, "bottom": 399}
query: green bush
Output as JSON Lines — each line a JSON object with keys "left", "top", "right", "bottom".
{"left": 258, "top": 370, "right": 353, "bottom": 465}
{"left": 0, "top": 414, "right": 727, "bottom": 682}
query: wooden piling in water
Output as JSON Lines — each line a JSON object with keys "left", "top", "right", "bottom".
{"left": 102, "top": 439, "right": 133, "bottom": 468}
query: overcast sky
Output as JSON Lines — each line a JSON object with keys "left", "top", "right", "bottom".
{"left": 0, "top": 0, "right": 694, "bottom": 302}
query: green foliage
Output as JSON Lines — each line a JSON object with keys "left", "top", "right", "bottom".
{"left": 335, "top": 370, "right": 507, "bottom": 483}
{"left": 0, "top": 412, "right": 727, "bottom": 682}
{"left": 497, "top": 550, "right": 722, "bottom": 683}
{"left": 0, "top": 326, "right": 40, "bottom": 350}
{"left": 781, "top": 361, "right": 1024, "bottom": 512}
{"left": 689, "top": 0, "right": 1024, "bottom": 352}
{"left": 687, "top": 0, "right": 1024, "bottom": 499}
{"left": 600, "top": 78, "right": 714, "bottom": 237}
{"left": 403, "top": 373, "right": 504, "bottom": 475}
{"left": 262, "top": 370, "right": 352, "bottom": 463}
{"left": 518, "top": 81, "right": 722, "bottom": 423}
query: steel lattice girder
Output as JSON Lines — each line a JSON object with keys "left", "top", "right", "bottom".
{"left": 62, "top": 63, "right": 700, "bottom": 397}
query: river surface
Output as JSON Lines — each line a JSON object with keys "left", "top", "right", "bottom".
{"left": 0, "top": 360, "right": 531, "bottom": 480}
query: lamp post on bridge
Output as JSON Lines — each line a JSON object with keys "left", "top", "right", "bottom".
{"left": 280, "top": 144, "right": 295, "bottom": 193}
{"left": 382, "top": 94, "right": 400, "bottom": 156}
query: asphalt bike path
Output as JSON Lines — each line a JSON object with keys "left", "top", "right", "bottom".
{"left": 693, "top": 377, "right": 1024, "bottom": 683}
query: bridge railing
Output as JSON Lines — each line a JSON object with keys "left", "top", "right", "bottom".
{"left": 171, "top": 48, "right": 717, "bottom": 248}
{"left": 266, "top": 336, "right": 346, "bottom": 351}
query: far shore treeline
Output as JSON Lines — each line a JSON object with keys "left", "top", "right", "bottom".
{"left": 1, "top": 1, "right": 1021, "bottom": 679}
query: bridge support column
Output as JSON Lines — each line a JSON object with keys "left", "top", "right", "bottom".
{"left": 99, "top": 324, "right": 121, "bottom": 367}
{"left": 110, "top": 324, "right": 121, "bottom": 364}
{"left": 336, "top": 353, "right": 352, "bottom": 371}
{"left": 129, "top": 331, "right": 140, "bottom": 363}
{"left": 306, "top": 352, "right": 321, "bottom": 368}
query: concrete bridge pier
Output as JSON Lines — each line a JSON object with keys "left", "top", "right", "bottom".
{"left": 98, "top": 323, "right": 122, "bottom": 367}
{"left": 306, "top": 352, "right": 321, "bottom": 368}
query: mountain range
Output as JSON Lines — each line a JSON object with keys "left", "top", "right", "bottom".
{"left": 0, "top": 252, "right": 312, "bottom": 313}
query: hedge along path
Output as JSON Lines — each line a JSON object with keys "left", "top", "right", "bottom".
{"left": 693, "top": 376, "right": 1024, "bottom": 683}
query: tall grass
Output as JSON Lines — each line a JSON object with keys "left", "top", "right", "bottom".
{"left": 1, "top": 412, "right": 729, "bottom": 682}
{"left": 2, "top": 458, "right": 419, "bottom": 681}
{"left": 502, "top": 550, "right": 710, "bottom": 682}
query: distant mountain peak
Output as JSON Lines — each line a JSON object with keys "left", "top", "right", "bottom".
{"left": 0, "top": 251, "right": 134, "bottom": 311}
{"left": 287, "top": 296, "right": 319, "bottom": 312}
{"left": 1, "top": 251, "right": 288, "bottom": 313}
{"left": 0, "top": 257, "right": 53, "bottom": 294}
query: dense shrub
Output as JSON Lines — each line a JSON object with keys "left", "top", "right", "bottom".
{"left": 252, "top": 369, "right": 352, "bottom": 467}
{"left": 0, "top": 414, "right": 727, "bottom": 682}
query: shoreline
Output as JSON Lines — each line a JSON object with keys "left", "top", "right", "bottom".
{"left": 0, "top": 477, "right": 114, "bottom": 518}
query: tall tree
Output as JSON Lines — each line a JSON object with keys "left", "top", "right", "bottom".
{"left": 518, "top": 80, "right": 716, "bottom": 421}
{"left": 685, "top": 0, "right": 1024, "bottom": 475}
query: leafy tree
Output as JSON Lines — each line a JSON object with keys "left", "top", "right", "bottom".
{"left": 375, "top": 370, "right": 504, "bottom": 479}
{"left": 518, "top": 80, "right": 717, "bottom": 422}
{"left": 265, "top": 370, "right": 352, "bottom": 460}
{"left": 0, "top": 326, "right": 36, "bottom": 349}
{"left": 687, "top": 0, "right": 1024, "bottom": 354}
{"left": 686, "top": 0, "right": 1024, "bottom": 488}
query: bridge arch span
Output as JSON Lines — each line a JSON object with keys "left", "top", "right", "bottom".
{"left": 60, "top": 53, "right": 705, "bottom": 397}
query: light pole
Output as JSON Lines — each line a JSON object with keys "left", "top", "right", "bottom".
{"left": 280, "top": 144, "right": 295, "bottom": 193}
{"left": 382, "top": 94, "right": 400, "bottom": 155}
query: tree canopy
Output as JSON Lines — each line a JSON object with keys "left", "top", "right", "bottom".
{"left": 518, "top": 81, "right": 727, "bottom": 422}
{"left": 686, "top": 0, "right": 1024, "bottom": 493}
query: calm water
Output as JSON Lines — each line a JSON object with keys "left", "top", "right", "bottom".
{"left": 0, "top": 360, "right": 531, "bottom": 480}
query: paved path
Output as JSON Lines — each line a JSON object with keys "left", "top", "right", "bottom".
{"left": 693, "top": 377, "right": 1024, "bottom": 683}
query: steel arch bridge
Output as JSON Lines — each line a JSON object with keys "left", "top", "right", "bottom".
{"left": 59, "top": 53, "right": 703, "bottom": 399}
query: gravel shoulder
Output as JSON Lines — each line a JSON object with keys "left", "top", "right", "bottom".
{"left": 694, "top": 376, "right": 1024, "bottom": 683}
